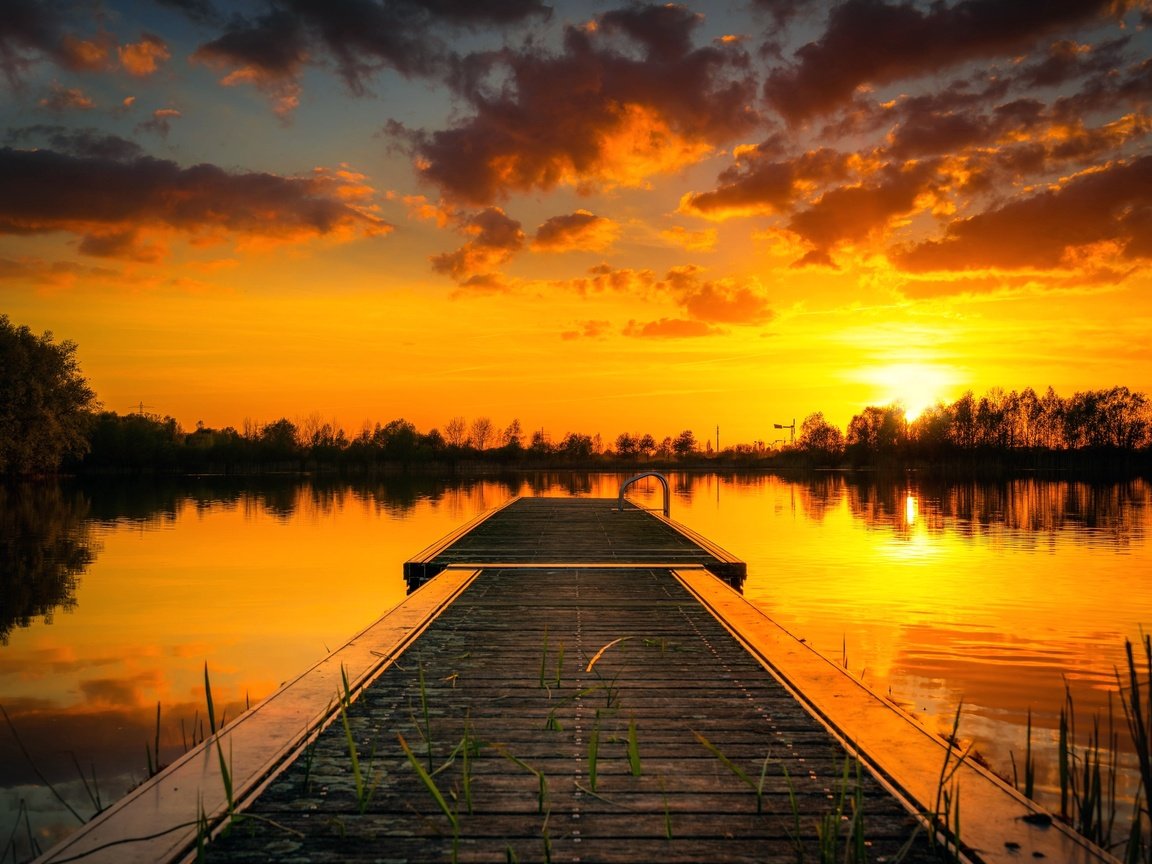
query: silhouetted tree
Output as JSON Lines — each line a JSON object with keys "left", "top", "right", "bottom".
{"left": 501, "top": 418, "right": 523, "bottom": 448}
{"left": 470, "top": 417, "right": 494, "bottom": 451}
{"left": 846, "top": 405, "right": 906, "bottom": 464}
{"left": 797, "top": 412, "right": 844, "bottom": 464}
{"left": 1, "top": 316, "right": 98, "bottom": 474}
{"left": 615, "top": 432, "right": 637, "bottom": 457}
{"left": 638, "top": 433, "right": 656, "bottom": 459}
{"left": 529, "top": 429, "right": 552, "bottom": 457}
{"left": 444, "top": 416, "right": 468, "bottom": 448}
{"left": 259, "top": 418, "right": 299, "bottom": 465}
{"left": 672, "top": 429, "right": 696, "bottom": 457}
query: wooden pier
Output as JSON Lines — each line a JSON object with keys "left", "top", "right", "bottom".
{"left": 38, "top": 497, "right": 1116, "bottom": 864}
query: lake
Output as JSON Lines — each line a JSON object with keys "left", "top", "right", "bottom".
{"left": 2, "top": 471, "right": 1149, "bottom": 859}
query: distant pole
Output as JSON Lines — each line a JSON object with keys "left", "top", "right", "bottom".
{"left": 716, "top": 425, "right": 720, "bottom": 452}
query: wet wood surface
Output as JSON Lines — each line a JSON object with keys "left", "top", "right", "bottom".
{"left": 204, "top": 567, "right": 941, "bottom": 863}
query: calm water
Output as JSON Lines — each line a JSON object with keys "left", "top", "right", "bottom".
{"left": 2, "top": 472, "right": 1149, "bottom": 858}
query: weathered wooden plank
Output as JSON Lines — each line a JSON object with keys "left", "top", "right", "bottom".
{"left": 405, "top": 498, "right": 746, "bottom": 586}
{"left": 200, "top": 567, "right": 942, "bottom": 863}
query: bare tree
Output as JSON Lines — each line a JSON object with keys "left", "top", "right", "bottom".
{"left": 502, "top": 418, "right": 523, "bottom": 447}
{"left": 444, "top": 416, "right": 468, "bottom": 448}
{"left": 470, "top": 416, "right": 494, "bottom": 451}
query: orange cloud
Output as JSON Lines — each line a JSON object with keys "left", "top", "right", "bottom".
{"left": 431, "top": 207, "right": 525, "bottom": 283}
{"left": 623, "top": 318, "right": 722, "bottom": 338}
{"left": 406, "top": 5, "right": 758, "bottom": 204}
{"left": 38, "top": 83, "right": 94, "bottom": 111}
{"left": 533, "top": 210, "right": 619, "bottom": 252}
{"left": 661, "top": 225, "right": 718, "bottom": 251}
{"left": 561, "top": 320, "right": 612, "bottom": 340}
{"left": 894, "top": 155, "right": 1152, "bottom": 273}
{"left": 118, "top": 33, "right": 170, "bottom": 76}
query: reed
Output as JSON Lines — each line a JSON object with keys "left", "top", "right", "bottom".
{"left": 204, "top": 663, "right": 217, "bottom": 735}
{"left": 539, "top": 625, "right": 549, "bottom": 689}
{"left": 418, "top": 662, "right": 435, "bottom": 771}
{"left": 659, "top": 775, "right": 673, "bottom": 839}
{"left": 339, "top": 701, "right": 378, "bottom": 814}
{"left": 626, "top": 716, "right": 642, "bottom": 777}
{"left": 398, "top": 731, "right": 459, "bottom": 837}
{"left": 589, "top": 712, "right": 601, "bottom": 792}
{"left": 693, "top": 730, "right": 770, "bottom": 814}
{"left": 929, "top": 703, "right": 969, "bottom": 860}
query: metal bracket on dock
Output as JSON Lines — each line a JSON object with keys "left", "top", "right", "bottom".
{"left": 617, "top": 471, "right": 670, "bottom": 517}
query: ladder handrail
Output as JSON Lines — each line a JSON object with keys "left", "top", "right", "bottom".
{"left": 617, "top": 472, "right": 670, "bottom": 517}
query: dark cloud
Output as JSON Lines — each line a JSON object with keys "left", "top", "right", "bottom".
{"left": 0, "top": 146, "right": 391, "bottom": 257}
{"left": 788, "top": 160, "right": 939, "bottom": 255}
{"left": 191, "top": 0, "right": 549, "bottom": 107}
{"left": 764, "top": 0, "right": 1127, "bottom": 122}
{"left": 5, "top": 126, "right": 143, "bottom": 161}
{"left": 893, "top": 154, "right": 1152, "bottom": 271}
{"left": 681, "top": 146, "right": 852, "bottom": 217}
{"left": 135, "top": 108, "right": 182, "bottom": 139}
{"left": 750, "top": 0, "right": 821, "bottom": 28}
{"left": 154, "top": 0, "right": 221, "bottom": 25}
{"left": 408, "top": 5, "right": 759, "bottom": 204}
{"left": 431, "top": 207, "right": 525, "bottom": 282}
{"left": 1022, "top": 36, "right": 1130, "bottom": 88}
{"left": 0, "top": 0, "right": 114, "bottom": 84}
{"left": 532, "top": 210, "right": 617, "bottom": 251}
{"left": 192, "top": 10, "right": 308, "bottom": 115}
{"left": 37, "top": 82, "right": 94, "bottom": 111}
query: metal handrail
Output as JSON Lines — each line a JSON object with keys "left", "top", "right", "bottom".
{"left": 617, "top": 472, "right": 670, "bottom": 517}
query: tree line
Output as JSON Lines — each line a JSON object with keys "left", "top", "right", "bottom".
{"left": 2, "top": 315, "right": 1150, "bottom": 476}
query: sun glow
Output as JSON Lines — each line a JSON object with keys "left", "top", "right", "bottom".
{"left": 861, "top": 362, "right": 958, "bottom": 421}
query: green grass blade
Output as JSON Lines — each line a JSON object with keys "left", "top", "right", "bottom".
{"left": 398, "top": 732, "right": 458, "bottom": 832}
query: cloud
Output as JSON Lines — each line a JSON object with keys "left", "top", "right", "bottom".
{"left": 532, "top": 210, "right": 619, "bottom": 252}
{"left": 680, "top": 144, "right": 853, "bottom": 219}
{"left": 38, "top": 83, "right": 94, "bottom": 111}
{"left": 567, "top": 263, "right": 660, "bottom": 296}
{"left": 623, "top": 317, "right": 723, "bottom": 338}
{"left": 406, "top": 4, "right": 759, "bottom": 204}
{"left": 0, "top": 1, "right": 114, "bottom": 83}
{"left": 431, "top": 206, "right": 524, "bottom": 283}
{"left": 118, "top": 33, "right": 171, "bottom": 77}
{"left": 660, "top": 225, "right": 717, "bottom": 251}
{"left": 189, "top": 0, "right": 548, "bottom": 113}
{"left": 561, "top": 319, "right": 612, "bottom": 340}
{"left": 135, "top": 108, "right": 182, "bottom": 139}
{"left": 786, "top": 159, "right": 939, "bottom": 257}
{"left": 763, "top": 0, "right": 1128, "bottom": 122}
{"left": 664, "top": 264, "right": 775, "bottom": 324}
{"left": 893, "top": 154, "right": 1152, "bottom": 272}
{"left": 0, "top": 144, "right": 392, "bottom": 262}
{"left": 5, "top": 126, "right": 143, "bottom": 161}
{"left": 0, "top": 256, "right": 122, "bottom": 290}
{"left": 192, "top": 11, "right": 306, "bottom": 118}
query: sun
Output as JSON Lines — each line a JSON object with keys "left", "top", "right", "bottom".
{"left": 862, "top": 362, "right": 959, "bottom": 421}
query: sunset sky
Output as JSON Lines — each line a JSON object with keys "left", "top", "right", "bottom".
{"left": 2, "top": 0, "right": 1150, "bottom": 444}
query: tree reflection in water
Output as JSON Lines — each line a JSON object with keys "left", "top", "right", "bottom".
{"left": 0, "top": 484, "right": 99, "bottom": 645}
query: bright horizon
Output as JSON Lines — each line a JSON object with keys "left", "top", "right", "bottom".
{"left": 3, "top": 1, "right": 1150, "bottom": 443}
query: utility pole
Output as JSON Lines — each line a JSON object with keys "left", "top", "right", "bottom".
{"left": 716, "top": 425, "right": 720, "bottom": 453}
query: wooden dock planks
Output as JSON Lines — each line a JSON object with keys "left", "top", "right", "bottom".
{"left": 202, "top": 566, "right": 940, "bottom": 863}
{"left": 404, "top": 497, "right": 747, "bottom": 587}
